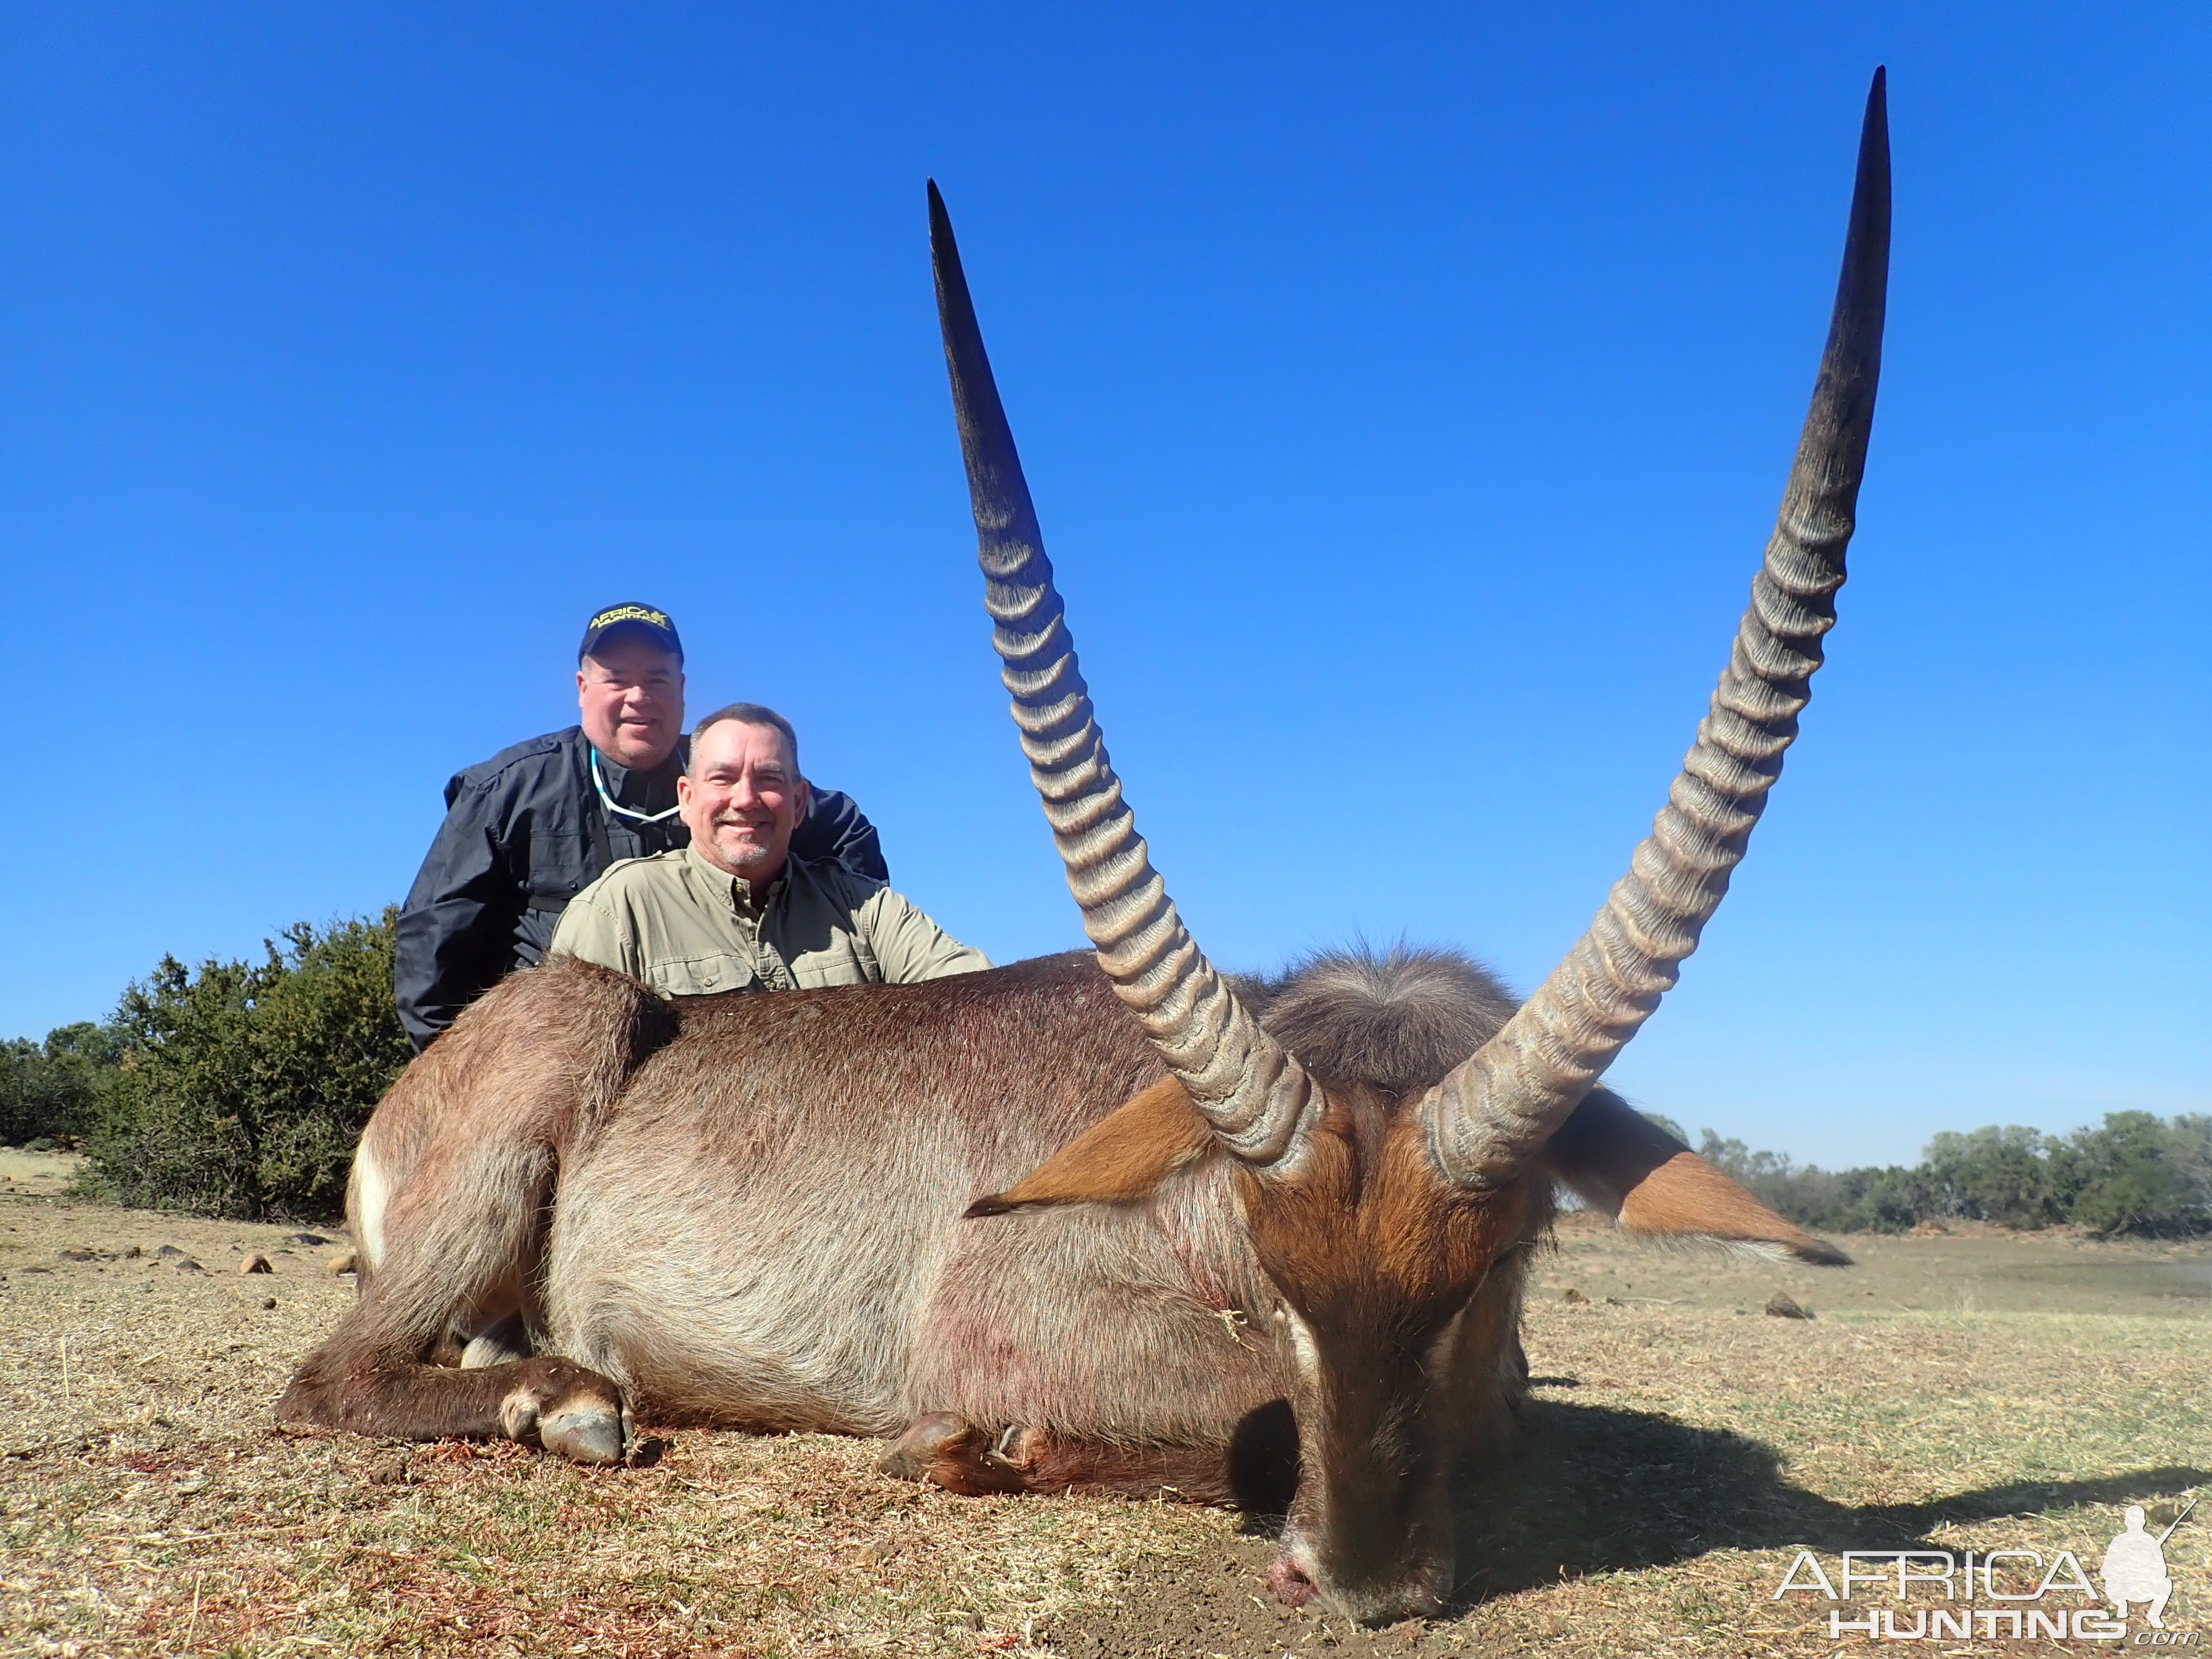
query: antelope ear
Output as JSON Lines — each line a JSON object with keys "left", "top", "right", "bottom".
{"left": 1539, "top": 1088, "right": 1853, "bottom": 1266}
{"left": 966, "top": 1077, "right": 1212, "bottom": 1217}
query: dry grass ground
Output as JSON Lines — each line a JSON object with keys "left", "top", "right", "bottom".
{"left": 3, "top": 1178, "right": 2205, "bottom": 1658}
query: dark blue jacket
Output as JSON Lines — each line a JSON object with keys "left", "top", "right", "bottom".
{"left": 394, "top": 725, "right": 883, "bottom": 1048}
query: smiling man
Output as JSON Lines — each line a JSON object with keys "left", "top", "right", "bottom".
{"left": 549, "top": 702, "right": 988, "bottom": 996}
{"left": 393, "top": 606, "right": 888, "bottom": 1048}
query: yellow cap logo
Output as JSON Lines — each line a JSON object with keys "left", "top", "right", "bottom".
{"left": 588, "top": 605, "right": 672, "bottom": 632}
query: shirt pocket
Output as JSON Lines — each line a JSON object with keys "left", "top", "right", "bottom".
{"left": 792, "top": 956, "right": 873, "bottom": 989}
{"left": 649, "top": 953, "right": 760, "bottom": 998}
{"left": 525, "top": 827, "right": 594, "bottom": 904}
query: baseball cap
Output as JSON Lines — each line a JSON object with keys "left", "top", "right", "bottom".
{"left": 578, "top": 602, "right": 684, "bottom": 662}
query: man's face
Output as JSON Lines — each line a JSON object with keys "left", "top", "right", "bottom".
{"left": 576, "top": 633, "right": 685, "bottom": 769}
{"left": 679, "top": 719, "right": 809, "bottom": 886}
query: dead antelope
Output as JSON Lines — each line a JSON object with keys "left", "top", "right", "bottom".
{"left": 280, "top": 70, "right": 1888, "bottom": 1624}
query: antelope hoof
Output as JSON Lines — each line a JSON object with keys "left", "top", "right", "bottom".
{"left": 879, "top": 1412, "right": 1030, "bottom": 1494}
{"left": 879, "top": 1412, "right": 979, "bottom": 1480}
{"left": 540, "top": 1401, "right": 627, "bottom": 1466}
{"left": 499, "top": 1360, "right": 628, "bottom": 1465}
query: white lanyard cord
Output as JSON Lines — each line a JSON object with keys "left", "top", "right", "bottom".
{"left": 590, "top": 748, "right": 684, "bottom": 826}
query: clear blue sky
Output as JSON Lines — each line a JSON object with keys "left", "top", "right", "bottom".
{"left": 2, "top": 5, "right": 2204, "bottom": 1169}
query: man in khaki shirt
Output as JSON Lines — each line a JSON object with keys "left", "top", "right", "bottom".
{"left": 551, "top": 702, "right": 989, "bottom": 997}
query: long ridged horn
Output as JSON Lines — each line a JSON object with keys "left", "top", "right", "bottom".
{"left": 928, "top": 184, "right": 1319, "bottom": 1165}
{"left": 1427, "top": 69, "right": 1892, "bottom": 1186}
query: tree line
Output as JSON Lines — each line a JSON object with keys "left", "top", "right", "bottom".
{"left": 1643, "top": 1112, "right": 2212, "bottom": 1238}
{"left": 4, "top": 911, "right": 2208, "bottom": 1233}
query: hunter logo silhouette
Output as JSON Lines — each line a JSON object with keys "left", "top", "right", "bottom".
{"left": 2104, "top": 1498, "right": 2194, "bottom": 1630}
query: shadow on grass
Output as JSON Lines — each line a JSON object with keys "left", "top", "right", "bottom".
{"left": 1450, "top": 1397, "right": 2207, "bottom": 1608}
{"left": 1050, "top": 1400, "right": 2201, "bottom": 1656}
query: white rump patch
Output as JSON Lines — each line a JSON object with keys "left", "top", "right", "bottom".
{"left": 354, "top": 1143, "right": 390, "bottom": 1272}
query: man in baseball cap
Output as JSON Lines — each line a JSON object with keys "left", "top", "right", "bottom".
{"left": 393, "top": 602, "right": 886, "bottom": 1049}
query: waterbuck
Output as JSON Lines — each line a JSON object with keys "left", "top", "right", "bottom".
{"left": 279, "top": 71, "right": 1888, "bottom": 1623}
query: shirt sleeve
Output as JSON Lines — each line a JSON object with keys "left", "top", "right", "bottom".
{"left": 794, "top": 786, "right": 888, "bottom": 882}
{"left": 548, "top": 879, "right": 643, "bottom": 981}
{"left": 858, "top": 886, "right": 993, "bottom": 984}
{"left": 394, "top": 775, "right": 521, "bottom": 1052}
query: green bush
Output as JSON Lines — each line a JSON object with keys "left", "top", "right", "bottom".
{"left": 0, "top": 1021, "right": 123, "bottom": 1147}
{"left": 84, "top": 909, "right": 411, "bottom": 1219}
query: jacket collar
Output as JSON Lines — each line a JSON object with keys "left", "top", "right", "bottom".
{"left": 591, "top": 743, "right": 684, "bottom": 811}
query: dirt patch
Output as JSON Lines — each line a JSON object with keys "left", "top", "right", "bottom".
{"left": 4, "top": 1191, "right": 2208, "bottom": 1656}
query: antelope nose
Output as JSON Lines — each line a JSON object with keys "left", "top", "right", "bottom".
{"left": 1268, "top": 1556, "right": 1319, "bottom": 1607}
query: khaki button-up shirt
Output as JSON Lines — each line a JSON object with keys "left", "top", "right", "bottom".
{"left": 549, "top": 844, "right": 990, "bottom": 997}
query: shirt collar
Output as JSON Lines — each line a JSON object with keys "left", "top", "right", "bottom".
{"left": 683, "top": 841, "right": 791, "bottom": 915}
